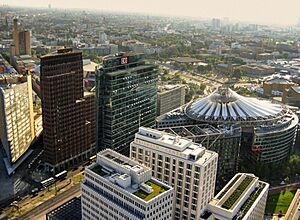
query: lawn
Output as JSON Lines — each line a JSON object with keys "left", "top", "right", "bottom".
{"left": 265, "top": 190, "right": 296, "bottom": 214}
{"left": 133, "top": 181, "right": 167, "bottom": 202}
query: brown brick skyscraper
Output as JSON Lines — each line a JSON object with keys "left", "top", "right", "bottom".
{"left": 40, "top": 48, "right": 95, "bottom": 173}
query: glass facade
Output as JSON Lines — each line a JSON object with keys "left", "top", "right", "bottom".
{"left": 96, "top": 53, "right": 158, "bottom": 154}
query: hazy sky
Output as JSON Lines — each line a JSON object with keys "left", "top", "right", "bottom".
{"left": 3, "top": 0, "right": 300, "bottom": 25}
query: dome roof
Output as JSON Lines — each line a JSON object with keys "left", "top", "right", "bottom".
{"left": 185, "top": 87, "right": 283, "bottom": 122}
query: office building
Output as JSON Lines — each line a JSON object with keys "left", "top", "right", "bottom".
{"left": 130, "top": 127, "right": 218, "bottom": 220}
{"left": 19, "top": 30, "right": 31, "bottom": 56}
{"left": 81, "top": 149, "right": 174, "bottom": 220}
{"left": 0, "top": 73, "right": 35, "bottom": 175}
{"left": 12, "top": 18, "right": 20, "bottom": 56}
{"left": 157, "top": 85, "right": 185, "bottom": 116}
{"left": 0, "top": 55, "right": 41, "bottom": 174}
{"left": 202, "top": 173, "right": 269, "bottom": 220}
{"left": 159, "top": 124, "right": 240, "bottom": 191}
{"left": 96, "top": 52, "right": 158, "bottom": 154}
{"left": 40, "top": 48, "right": 96, "bottom": 172}
{"left": 11, "top": 18, "right": 31, "bottom": 56}
{"left": 285, "top": 189, "right": 300, "bottom": 220}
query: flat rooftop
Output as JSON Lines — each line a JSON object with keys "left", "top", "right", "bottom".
{"left": 158, "top": 84, "right": 185, "bottom": 93}
{"left": 171, "top": 57, "right": 202, "bottom": 63}
{"left": 87, "top": 149, "right": 171, "bottom": 203}
{"left": 207, "top": 173, "right": 269, "bottom": 219}
{"left": 104, "top": 64, "right": 154, "bottom": 77}
{"left": 135, "top": 127, "right": 217, "bottom": 163}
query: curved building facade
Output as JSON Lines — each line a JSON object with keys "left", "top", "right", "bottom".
{"left": 184, "top": 87, "right": 298, "bottom": 164}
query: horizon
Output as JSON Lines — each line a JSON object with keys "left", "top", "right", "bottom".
{"left": 2, "top": 0, "right": 300, "bottom": 26}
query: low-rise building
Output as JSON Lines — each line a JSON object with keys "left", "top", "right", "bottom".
{"left": 157, "top": 84, "right": 185, "bottom": 116}
{"left": 239, "top": 64, "right": 275, "bottom": 77}
{"left": 81, "top": 149, "right": 174, "bottom": 220}
{"left": 283, "top": 86, "right": 300, "bottom": 107}
{"left": 263, "top": 77, "right": 298, "bottom": 97}
{"left": 202, "top": 173, "right": 269, "bottom": 220}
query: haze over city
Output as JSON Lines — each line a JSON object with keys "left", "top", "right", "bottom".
{"left": 1, "top": 1, "right": 300, "bottom": 220}
{"left": 3, "top": 0, "right": 300, "bottom": 25}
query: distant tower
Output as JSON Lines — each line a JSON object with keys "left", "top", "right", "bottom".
{"left": 13, "top": 18, "right": 20, "bottom": 56}
{"left": 19, "top": 30, "right": 31, "bottom": 55}
{"left": 48, "top": 4, "right": 51, "bottom": 9}
{"left": 5, "top": 16, "right": 8, "bottom": 30}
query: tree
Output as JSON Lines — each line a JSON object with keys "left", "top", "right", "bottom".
{"left": 233, "top": 69, "right": 244, "bottom": 78}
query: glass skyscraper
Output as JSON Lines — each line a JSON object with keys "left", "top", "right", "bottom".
{"left": 96, "top": 52, "right": 158, "bottom": 154}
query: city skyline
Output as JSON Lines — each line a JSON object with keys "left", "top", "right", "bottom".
{"left": 3, "top": 0, "right": 300, "bottom": 26}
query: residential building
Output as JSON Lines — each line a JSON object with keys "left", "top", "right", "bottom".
{"left": 157, "top": 85, "right": 185, "bottom": 116}
{"left": 130, "top": 127, "right": 218, "bottom": 220}
{"left": 285, "top": 189, "right": 300, "bottom": 220}
{"left": 203, "top": 173, "right": 269, "bottom": 220}
{"left": 81, "top": 149, "right": 174, "bottom": 220}
{"left": 96, "top": 52, "right": 158, "bottom": 154}
{"left": 40, "top": 48, "right": 96, "bottom": 173}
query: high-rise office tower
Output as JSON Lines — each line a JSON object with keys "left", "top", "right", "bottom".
{"left": 0, "top": 73, "right": 35, "bottom": 175}
{"left": 40, "top": 48, "right": 96, "bottom": 172}
{"left": 12, "top": 18, "right": 20, "bottom": 56}
{"left": 19, "top": 30, "right": 31, "bottom": 56}
{"left": 96, "top": 52, "right": 158, "bottom": 154}
{"left": 81, "top": 149, "right": 174, "bottom": 220}
{"left": 203, "top": 173, "right": 269, "bottom": 220}
{"left": 11, "top": 18, "right": 31, "bottom": 56}
{"left": 130, "top": 127, "right": 218, "bottom": 220}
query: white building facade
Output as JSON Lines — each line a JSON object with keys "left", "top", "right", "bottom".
{"left": 203, "top": 173, "right": 269, "bottom": 220}
{"left": 81, "top": 149, "right": 174, "bottom": 220}
{"left": 130, "top": 127, "right": 218, "bottom": 220}
{"left": 0, "top": 75, "right": 35, "bottom": 174}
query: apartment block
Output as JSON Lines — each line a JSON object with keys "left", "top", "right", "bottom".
{"left": 203, "top": 173, "right": 269, "bottom": 220}
{"left": 130, "top": 127, "right": 218, "bottom": 220}
{"left": 81, "top": 149, "right": 174, "bottom": 220}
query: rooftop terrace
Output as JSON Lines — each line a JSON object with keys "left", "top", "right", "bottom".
{"left": 133, "top": 180, "right": 168, "bottom": 201}
{"left": 87, "top": 149, "right": 171, "bottom": 203}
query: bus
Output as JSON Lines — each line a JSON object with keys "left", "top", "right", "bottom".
{"left": 89, "top": 155, "right": 96, "bottom": 162}
{"left": 40, "top": 177, "right": 55, "bottom": 188}
{"left": 54, "top": 170, "right": 67, "bottom": 180}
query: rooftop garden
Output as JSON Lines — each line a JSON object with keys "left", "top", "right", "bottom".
{"left": 234, "top": 182, "right": 266, "bottom": 220}
{"left": 217, "top": 174, "right": 241, "bottom": 199}
{"left": 133, "top": 180, "right": 167, "bottom": 202}
{"left": 222, "top": 176, "right": 254, "bottom": 210}
{"left": 265, "top": 190, "right": 296, "bottom": 214}
{"left": 91, "top": 165, "right": 108, "bottom": 177}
